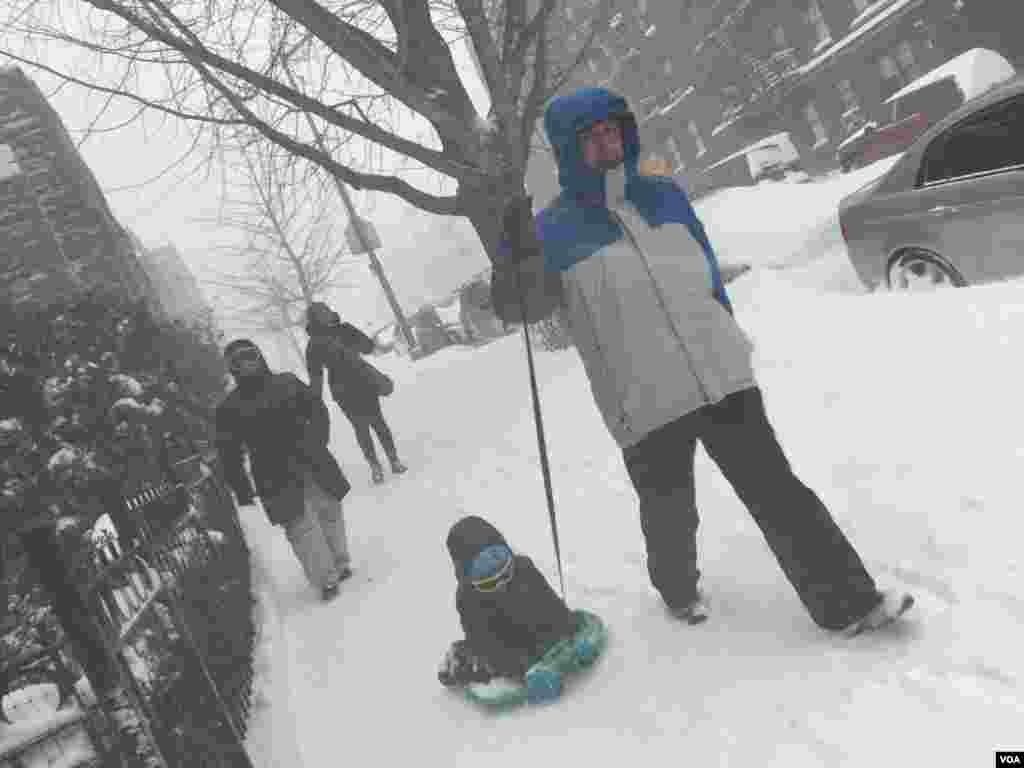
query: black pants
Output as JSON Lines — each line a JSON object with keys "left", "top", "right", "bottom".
{"left": 623, "top": 387, "right": 879, "bottom": 630}
{"left": 339, "top": 397, "right": 397, "bottom": 466}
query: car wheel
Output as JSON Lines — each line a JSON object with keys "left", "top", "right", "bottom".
{"left": 886, "top": 249, "right": 967, "bottom": 292}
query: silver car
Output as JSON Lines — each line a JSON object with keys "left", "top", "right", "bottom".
{"left": 839, "top": 76, "right": 1024, "bottom": 292}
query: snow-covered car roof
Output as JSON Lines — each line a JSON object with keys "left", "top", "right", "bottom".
{"left": 883, "top": 48, "right": 1015, "bottom": 106}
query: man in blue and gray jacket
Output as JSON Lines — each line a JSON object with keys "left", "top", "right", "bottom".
{"left": 491, "top": 87, "right": 912, "bottom": 636}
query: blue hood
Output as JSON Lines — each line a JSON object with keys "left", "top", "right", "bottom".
{"left": 533, "top": 88, "right": 732, "bottom": 311}
{"left": 544, "top": 88, "right": 640, "bottom": 201}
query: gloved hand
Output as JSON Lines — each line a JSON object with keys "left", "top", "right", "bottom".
{"left": 438, "top": 642, "right": 494, "bottom": 687}
{"left": 497, "top": 195, "right": 539, "bottom": 267}
{"left": 525, "top": 666, "right": 562, "bottom": 704}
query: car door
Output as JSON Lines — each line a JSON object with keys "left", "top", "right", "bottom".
{"left": 894, "top": 94, "right": 1024, "bottom": 283}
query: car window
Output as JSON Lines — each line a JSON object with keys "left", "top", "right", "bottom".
{"left": 919, "top": 95, "right": 1024, "bottom": 184}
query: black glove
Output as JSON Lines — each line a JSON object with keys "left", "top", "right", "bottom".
{"left": 497, "top": 195, "right": 539, "bottom": 266}
{"left": 438, "top": 641, "right": 495, "bottom": 687}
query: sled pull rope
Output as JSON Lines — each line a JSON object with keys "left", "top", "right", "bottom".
{"left": 514, "top": 264, "right": 566, "bottom": 601}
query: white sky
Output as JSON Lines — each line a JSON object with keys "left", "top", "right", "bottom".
{"left": 22, "top": 35, "right": 493, "bottom": 332}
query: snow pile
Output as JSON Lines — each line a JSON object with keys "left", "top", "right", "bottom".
{"left": 236, "top": 505, "right": 305, "bottom": 768}
{"left": 0, "top": 681, "right": 97, "bottom": 768}
{"left": 695, "top": 156, "right": 900, "bottom": 273}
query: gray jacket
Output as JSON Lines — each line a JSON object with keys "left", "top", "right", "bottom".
{"left": 493, "top": 197, "right": 755, "bottom": 449}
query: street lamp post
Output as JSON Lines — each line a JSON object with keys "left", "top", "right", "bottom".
{"left": 279, "top": 68, "right": 417, "bottom": 354}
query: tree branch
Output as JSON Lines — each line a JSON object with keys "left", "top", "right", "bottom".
{"left": 264, "top": 0, "right": 478, "bottom": 145}
{"left": 453, "top": 0, "right": 510, "bottom": 120}
{"left": 0, "top": 47, "right": 247, "bottom": 126}
{"left": 82, "top": 0, "right": 477, "bottom": 180}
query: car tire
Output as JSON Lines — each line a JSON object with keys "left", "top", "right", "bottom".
{"left": 886, "top": 249, "right": 967, "bottom": 291}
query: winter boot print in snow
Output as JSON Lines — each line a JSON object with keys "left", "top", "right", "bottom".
{"left": 666, "top": 591, "right": 709, "bottom": 625}
{"left": 842, "top": 590, "right": 914, "bottom": 637}
{"left": 370, "top": 462, "right": 385, "bottom": 484}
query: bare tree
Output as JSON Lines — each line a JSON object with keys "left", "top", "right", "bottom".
{"left": 1, "top": 0, "right": 617, "bottom": 264}
{"left": 202, "top": 142, "right": 357, "bottom": 359}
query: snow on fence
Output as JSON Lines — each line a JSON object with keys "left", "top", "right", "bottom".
{"left": 1, "top": 454, "right": 257, "bottom": 768}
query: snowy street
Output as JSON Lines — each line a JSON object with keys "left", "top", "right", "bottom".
{"left": 244, "top": 164, "right": 1024, "bottom": 767}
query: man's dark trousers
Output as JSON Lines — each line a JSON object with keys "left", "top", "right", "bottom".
{"left": 623, "top": 387, "right": 879, "bottom": 630}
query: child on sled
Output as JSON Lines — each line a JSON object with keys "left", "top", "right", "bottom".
{"left": 438, "top": 515, "right": 597, "bottom": 703}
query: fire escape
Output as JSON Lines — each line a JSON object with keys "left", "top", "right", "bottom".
{"left": 702, "top": 1, "right": 804, "bottom": 130}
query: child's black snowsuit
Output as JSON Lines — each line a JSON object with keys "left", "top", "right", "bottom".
{"left": 440, "top": 516, "right": 575, "bottom": 686}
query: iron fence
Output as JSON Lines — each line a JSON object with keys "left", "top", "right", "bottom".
{"left": 1, "top": 454, "right": 256, "bottom": 768}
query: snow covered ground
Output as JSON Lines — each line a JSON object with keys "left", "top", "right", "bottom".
{"left": 244, "top": 160, "right": 1023, "bottom": 766}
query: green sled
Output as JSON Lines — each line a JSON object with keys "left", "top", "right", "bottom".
{"left": 463, "top": 609, "right": 608, "bottom": 711}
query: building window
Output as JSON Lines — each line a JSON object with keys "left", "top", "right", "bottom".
{"left": 688, "top": 120, "right": 707, "bottom": 157}
{"left": 804, "top": 101, "right": 829, "bottom": 147}
{"left": 896, "top": 40, "right": 921, "bottom": 80}
{"left": 806, "top": 0, "right": 832, "bottom": 45}
{"left": 773, "top": 25, "right": 788, "bottom": 49}
{"left": 837, "top": 79, "right": 860, "bottom": 112}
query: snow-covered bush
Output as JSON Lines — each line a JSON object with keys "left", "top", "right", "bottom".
{"left": 1, "top": 287, "right": 228, "bottom": 689}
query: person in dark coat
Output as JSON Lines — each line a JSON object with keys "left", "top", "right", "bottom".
{"left": 305, "top": 302, "right": 406, "bottom": 485}
{"left": 438, "top": 516, "right": 576, "bottom": 688}
{"left": 216, "top": 339, "right": 353, "bottom": 601}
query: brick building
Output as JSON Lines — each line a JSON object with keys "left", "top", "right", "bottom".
{"left": 0, "top": 66, "right": 156, "bottom": 308}
{"left": 643, "top": 0, "right": 1022, "bottom": 179}
{"left": 130, "top": 234, "right": 210, "bottom": 325}
{"left": 525, "top": 0, "right": 701, "bottom": 202}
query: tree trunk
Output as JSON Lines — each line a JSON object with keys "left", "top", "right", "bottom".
{"left": 461, "top": 176, "right": 526, "bottom": 268}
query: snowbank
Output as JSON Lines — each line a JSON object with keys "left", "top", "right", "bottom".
{"left": 237, "top": 506, "right": 305, "bottom": 768}
{"left": 694, "top": 156, "right": 899, "bottom": 272}
{"left": 0, "top": 681, "right": 97, "bottom": 768}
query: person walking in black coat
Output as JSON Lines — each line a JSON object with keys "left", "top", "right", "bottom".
{"left": 216, "top": 339, "right": 352, "bottom": 601}
{"left": 305, "top": 302, "right": 406, "bottom": 485}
